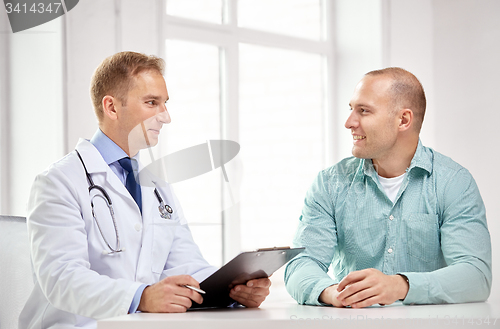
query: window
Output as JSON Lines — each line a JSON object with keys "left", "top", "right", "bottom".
{"left": 238, "top": 0, "right": 323, "bottom": 40}
{"left": 163, "top": 0, "right": 332, "bottom": 266}
{"left": 162, "top": 40, "right": 223, "bottom": 266}
{"left": 166, "top": 0, "right": 224, "bottom": 24}
{"left": 238, "top": 43, "right": 324, "bottom": 250}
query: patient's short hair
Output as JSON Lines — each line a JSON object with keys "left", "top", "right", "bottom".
{"left": 366, "top": 67, "right": 426, "bottom": 132}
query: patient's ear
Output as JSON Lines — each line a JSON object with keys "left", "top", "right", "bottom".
{"left": 398, "top": 109, "right": 413, "bottom": 131}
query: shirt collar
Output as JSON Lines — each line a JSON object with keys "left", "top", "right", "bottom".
{"left": 90, "top": 129, "right": 129, "bottom": 165}
{"left": 362, "top": 139, "right": 433, "bottom": 177}
{"left": 408, "top": 139, "right": 433, "bottom": 175}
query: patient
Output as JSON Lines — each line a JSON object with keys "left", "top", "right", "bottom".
{"left": 285, "top": 67, "right": 491, "bottom": 307}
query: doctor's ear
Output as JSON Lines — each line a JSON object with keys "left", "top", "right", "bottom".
{"left": 102, "top": 95, "right": 119, "bottom": 121}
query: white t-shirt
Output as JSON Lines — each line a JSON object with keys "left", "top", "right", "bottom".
{"left": 377, "top": 172, "right": 406, "bottom": 203}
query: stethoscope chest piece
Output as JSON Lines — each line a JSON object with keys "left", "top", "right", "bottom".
{"left": 154, "top": 188, "right": 174, "bottom": 219}
{"left": 159, "top": 204, "right": 174, "bottom": 219}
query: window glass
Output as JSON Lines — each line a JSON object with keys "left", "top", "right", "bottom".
{"left": 167, "top": 0, "right": 223, "bottom": 24}
{"left": 239, "top": 43, "right": 325, "bottom": 251}
{"left": 151, "top": 39, "right": 223, "bottom": 266}
{"left": 238, "top": 0, "right": 323, "bottom": 40}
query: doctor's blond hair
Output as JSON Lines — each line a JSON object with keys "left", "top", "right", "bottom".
{"left": 90, "top": 51, "right": 165, "bottom": 122}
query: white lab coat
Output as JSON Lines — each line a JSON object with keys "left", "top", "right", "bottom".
{"left": 19, "top": 139, "right": 217, "bottom": 329}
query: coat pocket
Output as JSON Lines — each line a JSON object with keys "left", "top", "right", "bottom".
{"left": 151, "top": 217, "right": 180, "bottom": 274}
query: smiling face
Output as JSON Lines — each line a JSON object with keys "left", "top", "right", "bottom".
{"left": 115, "top": 69, "right": 171, "bottom": 156}
{"left": 345, "top": 75, "right": 401, "bottom": 161}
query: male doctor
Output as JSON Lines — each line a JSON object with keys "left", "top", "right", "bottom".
{"left": 19, "top": 51, "right": 270, "bottom": 329}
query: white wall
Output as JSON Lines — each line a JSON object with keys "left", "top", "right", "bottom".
{"left": 0, "top": 10, "right": 64, "bottom": 216}
{"left": 0, "top": 9, "right": 10, "bottom": 214}
{"left": 64, "top": 0, "right": 163, "bottom": 150}
{"left": 335, "top": 0, "right": 385, "bottom": 160}
{"left": 64, "top": 0, "right": 119, "bottom": 149}
{"left": 387, "top": 0, "right": 436, "bottom": 147}
{"left": 432, "top": 0, "right": 500, "bottom": 301}
{"left": 387, "top": 0, "right": 500, "bottom": 301}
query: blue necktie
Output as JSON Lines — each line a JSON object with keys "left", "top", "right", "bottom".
{"left": 118, "top": 157, "right": 142, "bottom": 214}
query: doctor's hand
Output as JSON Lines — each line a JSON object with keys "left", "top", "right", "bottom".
{"left": 229, "top": 277, "right": 271, "bottom": 308}
{"left": 138, "top": 275, "right": 203, "bottom": 313}
{"left": 335, "top": 268, "right": 409, "bottom": 308}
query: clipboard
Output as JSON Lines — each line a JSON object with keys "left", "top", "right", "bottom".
{"left": 190, "top": 246, "right": 305, "bottom": 310}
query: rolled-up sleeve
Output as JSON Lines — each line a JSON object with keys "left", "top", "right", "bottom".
{"left": 285, "top": 171, "right": 338, "bottom": 305}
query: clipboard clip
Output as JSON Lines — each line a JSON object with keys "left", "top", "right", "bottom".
{"left": 256, "top": 246, "right": 291, "bottom": 252}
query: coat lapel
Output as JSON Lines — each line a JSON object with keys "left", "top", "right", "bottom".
{"left": 75, "top": 139, "right": 134, "bottom": 203}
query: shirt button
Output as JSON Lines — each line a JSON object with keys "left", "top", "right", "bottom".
{"left": 135, "top": 223, "right": 142, "bottom": 231}
{"left": 389, "top": 215, "right": 394, "bottom": 220}
{"left": 388, "top": 248, "right": 393, "bottom": 253}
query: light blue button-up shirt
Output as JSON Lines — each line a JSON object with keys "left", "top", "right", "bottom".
{"left": 90, "top": 128, "right": 132, "bottom": 185}
{"left": 285, "top": 140, "right": 492, "bottom": 305}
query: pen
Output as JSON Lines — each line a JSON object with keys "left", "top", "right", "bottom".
{"left": 184, "top": 285, "right": 206, "bottom": 294}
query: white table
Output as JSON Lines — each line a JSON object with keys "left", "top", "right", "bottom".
{"left": 98, "top": 300, "right": 500, "bottom": 329}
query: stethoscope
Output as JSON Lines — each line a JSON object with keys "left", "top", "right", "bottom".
{"left": 75, "top": 150, "right": 174, "bottom": 254}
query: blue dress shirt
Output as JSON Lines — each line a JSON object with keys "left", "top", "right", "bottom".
{"left": 285, "top": 140, "right": 492, "bottom": 305}
{"left": 90, "top": 129, "right": 147, "bottom": 313}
